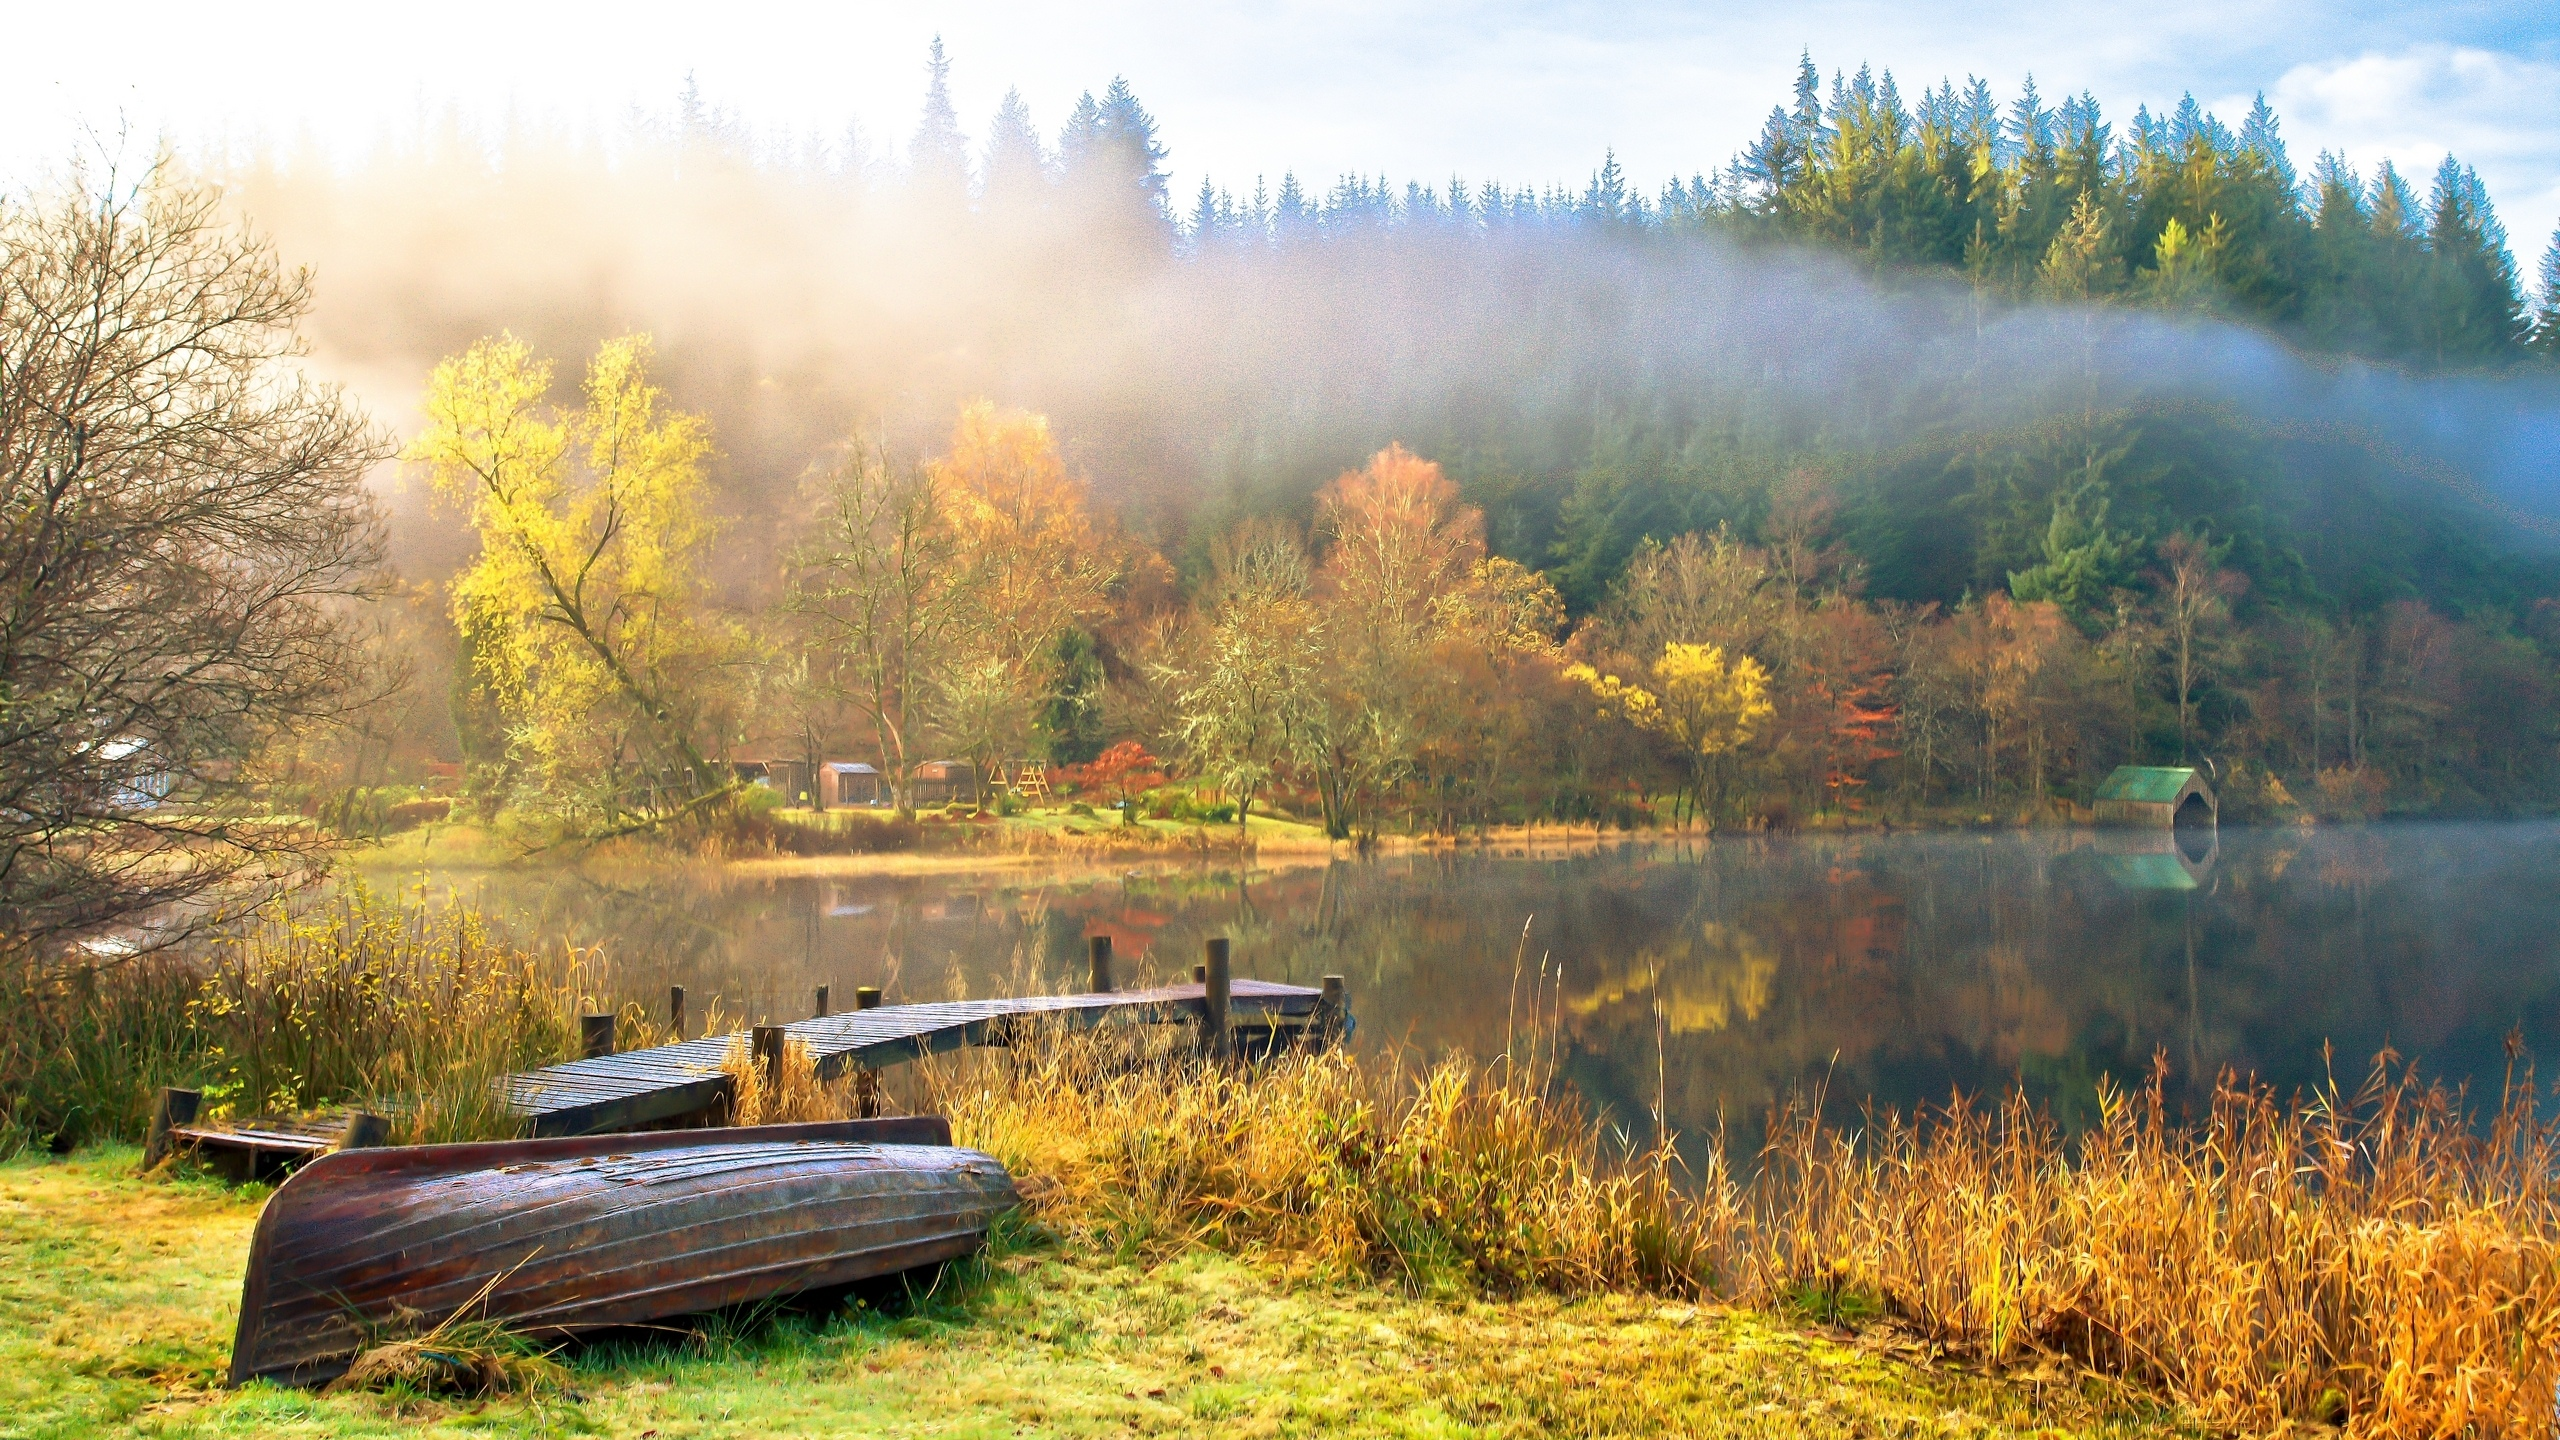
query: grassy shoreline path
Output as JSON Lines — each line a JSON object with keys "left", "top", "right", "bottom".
{"left": 2, "top": 1147, "right": 2190, "bottom": 1439}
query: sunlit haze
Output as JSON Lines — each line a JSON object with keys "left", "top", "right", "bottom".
{"left": 14, "top": 1, "right": 2560, "bottom": 249}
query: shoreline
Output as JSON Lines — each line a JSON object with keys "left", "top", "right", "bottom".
{"left": 344, "top": 810, "right": 2247, "bottom": 883}
{"left": 3, "top": 1144, "right": 2187, "bottom": 1438}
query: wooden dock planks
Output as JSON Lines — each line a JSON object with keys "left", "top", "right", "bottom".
{"left": 502, "top": 978, "right": 1327, "bottom": 1137}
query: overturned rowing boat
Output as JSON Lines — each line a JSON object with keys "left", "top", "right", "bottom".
{"left": 228, "top": 1117, "right": 1016, "bottom": 1387}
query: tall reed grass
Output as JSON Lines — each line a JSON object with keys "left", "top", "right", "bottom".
{"left": 0, "top": 948, "right": 205, "bottom": 1150}
{"left": 892, "top": 1018, "right": 2560, "bottom": 1439}
{"left": 0, "top": 882, "right": 622, "bottom": 1150}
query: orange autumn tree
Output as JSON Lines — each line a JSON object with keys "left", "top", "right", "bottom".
{"left": 1310, "top": 443, "right": 1487, "bottom": 839}
{"left": 925, "top": 402, "right": 1123, "bottom": 800}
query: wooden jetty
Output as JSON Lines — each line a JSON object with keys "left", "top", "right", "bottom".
{"left": 503, "top": 975, "right": 1340, "bottom": 1138}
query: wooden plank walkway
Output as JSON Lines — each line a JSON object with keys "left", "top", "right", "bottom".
{"left": 502, "top": 979, "right": 1330, "bottom": 1137}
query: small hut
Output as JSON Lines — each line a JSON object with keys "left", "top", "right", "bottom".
{"left": 910, "top": 760, "right": 978, "bottom": 807}
{"left": 2093, "top": 766, "right": 2215, "bottom": 829}
{"left": 824, "top": 762, "right": 883, "bottom": 807}
{"left": 763, "top": 759, "right": 821, "bottom": 808}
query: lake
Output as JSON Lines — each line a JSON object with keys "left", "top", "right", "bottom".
{"left": 369, "top": 822, "right": 2560, "bottom": 1151}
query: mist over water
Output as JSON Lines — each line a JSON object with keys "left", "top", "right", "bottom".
{"left": 376, "top": 823, "right": 2560, "bottom": 1154}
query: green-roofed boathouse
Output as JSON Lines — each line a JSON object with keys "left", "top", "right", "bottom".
{"left": 2093, "top": 765, "right": 2215, "bottom": 829}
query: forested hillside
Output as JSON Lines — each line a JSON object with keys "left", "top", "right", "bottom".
{"left": 213, "top": 47, "right": 2560, "bottom": 825}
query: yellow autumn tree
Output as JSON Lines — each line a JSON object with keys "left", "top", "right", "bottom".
{"left": 409, "top": 333, "right": 737, "bottom": 826}
{"left": 1567, "top": 640, "right": 1773, "bottom": 826}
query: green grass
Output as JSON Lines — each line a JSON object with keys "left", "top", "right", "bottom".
{"left": 1, "top": 1146, "right": 2196, "bottom": 1439}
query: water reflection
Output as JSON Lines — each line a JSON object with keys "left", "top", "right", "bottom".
{"left": 368, "top": 823, "right": 2560, "bottom": 1152}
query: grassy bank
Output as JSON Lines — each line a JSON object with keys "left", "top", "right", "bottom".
{"left": 10, "top": 889, "right": 2556, "bottom": 1437}
{"left": 2, "top": 1145, "right": 2184, "bottom": 1439}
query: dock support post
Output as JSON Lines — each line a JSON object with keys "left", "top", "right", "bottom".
{"left": 815, "top": 985, "right": 830, "bottom": 1018}
{"left": 852, "top": 986, "right": 882, "bottom": 1117}
{"left": 1088, "top": 934, "right": 1114, "bottom": 993}
{"left": 752, "top": 1025, "right": 787, "bottom": 1099}
{"left": 1202, "top": 937, "right": 1231, "bottom": 1061}
{"left": 141, "top": 1087, "right": 199, "bottom": 1171}
{"left": 580, "top": 1013, "right": 616, "bottom": 1059}
{"left": 1317, "top": 975, "right": 1348, "bottom": 1049}
{"left": 668, "top": 985, "right": 685, "bottom": 1040}
{"left": 338, "top": 1111, "right": 393, "bottom": 1151}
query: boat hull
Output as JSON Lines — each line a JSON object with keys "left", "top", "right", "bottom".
{"left": 228, "top": 1117, "right": 1015, "bottom": 1387}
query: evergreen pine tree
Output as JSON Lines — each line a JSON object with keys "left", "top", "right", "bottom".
{"left": 1057, "top": 91, "right": 1103, "bottom": 173}
{"left": 1093, "top": 77, "right": 1172, "bottom": 220}
{"left": 2531, "top": 226, "right": 2560, "bottom": 360}
{"left": 1742, "top": 107, "right": 1801, "bottom": 206}
{"left": 982, "top": 86, "right": 1049, "bottom": 213}
{"left": 2237, "top": 95, "right": 2297, "bottom": 194}
{"left": 2005, "top": 76, "right": 2053, "bottom": 165}
{"left": 2424, "top": 155, "right": 2527, "bottom": 363}
{"left": 1585, "top": 149, "right": 1629, "bottom": 222}
{"left": 909, "top": 36, "right": 971, "bottom": 207}
{"left": 1274, "top": 171, "right": 1312, "bottom": 241}
{"left": 1188, "top": 175, "right": 1221, "bottom": 252}
{"left": 1790, "top": 51, "right": 1826, "bottom": 159}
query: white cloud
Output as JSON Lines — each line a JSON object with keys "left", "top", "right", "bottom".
{"left": 2262, "top": 45, "right": 2560, "bottom": 250}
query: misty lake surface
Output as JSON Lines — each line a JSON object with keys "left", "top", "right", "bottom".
{"left": 370, "top": 822, "right": 2560, "bottom": 1149}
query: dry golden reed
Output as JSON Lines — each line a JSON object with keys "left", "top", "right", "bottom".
{"left": 715, "top": 1033, "right": 863, "bottom": 1126}
{"left": 1, "top": 881, "right": 642, "bottom": 1149}
{"left": 1745, "top": 1052, "right": 2560, "bottom": 1438}
{"left": 924, "top": 1018, "right": 1713, "bottom": 1295}
{"left": 921, "top": 1019, "right": 2560, "bottom": 1439}
{"left": 188, "top": 882, "right": 636, "bottom": 1144}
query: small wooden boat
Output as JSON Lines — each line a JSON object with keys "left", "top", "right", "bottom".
{"left": 228, "top": 1117, "right": 1016, "bottom": 1387}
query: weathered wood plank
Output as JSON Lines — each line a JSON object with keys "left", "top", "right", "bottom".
{"left": 503, "top": 979, "right": 1330, "bottom": 1137}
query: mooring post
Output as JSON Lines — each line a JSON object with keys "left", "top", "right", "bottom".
{"left": 1318, "top": 974, "right": 1348, "bottom": 1048}
{"left": 141, "top": 1086, "right": 200, "bottom": 1171}
{"left": 815, "top": 984, "right": 831, "bottom": 1018}
{"left": 580, "top": 1012, "right": 616, "bottom": 1059}
{"left": 1202, "top": 937, "right": 1231, "bottom": 1061}
{"left": 852, "top": 986, "right": 882, "bottom": 1116}
{"left": 1088, "top": 934, "right": 1114, "bottom": 993}
{"left": 668, "top": 985, "right": 686, "bottom": 1040}
{"left": 1193, "top": 963, "right": 1207, "bottom": 982}
{"left": 751, "top": 1024, "right": 788, "bottom": 1099}
{"left": 337, "top": 1111, "right": 393, "bottom": 1151}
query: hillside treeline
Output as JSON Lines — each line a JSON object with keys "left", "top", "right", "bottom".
{"left": 22, "top": 49, "right": 2535, "bottom": 848}
{"left": 352, "top": 335, "right": 2555, "bottom": 835}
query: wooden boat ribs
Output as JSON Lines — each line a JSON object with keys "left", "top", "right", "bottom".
{"left": 229, "top": 1117, "right": 1017, "bottom": 1387}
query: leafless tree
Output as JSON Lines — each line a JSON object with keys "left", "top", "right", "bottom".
{"left": 0, "top": 162, "right": 387, "bottom": 958}
{"left": 786, "top": 442, "right": 958, "bottom": 816}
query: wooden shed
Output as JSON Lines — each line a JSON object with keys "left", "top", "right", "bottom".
{"left": 910, "top": 760, "right": 978, "bottom": 807}
{"left": 825, "top": 762, "right": 884, "bottom": 807}
{"left": 2093, "top": 766, "right": 2215, "bottom": 829}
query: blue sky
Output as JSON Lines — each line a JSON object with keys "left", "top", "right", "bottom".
{"left": 13, "top": 1, "right": 2558, "bottom": 262}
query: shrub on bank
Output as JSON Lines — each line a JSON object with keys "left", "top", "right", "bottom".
{"left": 698, "top": 803, "right": 924, "bottom": 857}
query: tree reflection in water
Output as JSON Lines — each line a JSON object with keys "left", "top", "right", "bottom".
{"left": 367, "top": 822, "right": 2560, "bottom": 1157}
